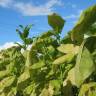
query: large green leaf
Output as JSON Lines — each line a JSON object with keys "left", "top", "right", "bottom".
{"left": 71, "top": 4, "right": 96, "bottom": 43}
{"left": 57, "top": 44, "right": 79, "bottom": 54}
{"left": 53, "top": 54, "right": 74, "bottom": 65}
{"left": 48, "top": 13, "right": 65, "bottom": 33}
{"left": 74, "top": 43, "right": 94, "bottom": 87}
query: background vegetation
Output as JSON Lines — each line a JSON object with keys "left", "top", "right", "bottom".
{"left": 0, "top": 4, "right": 96, "bottom": 96}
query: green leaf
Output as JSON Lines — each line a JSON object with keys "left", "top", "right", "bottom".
{"left": 0, "top": 92, "right": 5, "bottom": 96}
{"left": 71, "top": 4, "right": 96, "bottom": 43}
{"left": 23, "top": 82, "right": 35, "bottom": 95}
{"left": 48, "top": 13, "right": 65, "bottom": 33}
{"left": 23, "top": 25, "right": 32, "bottom": 38}
{"left": 7, "top": 87, "right": 17, "bottom": 96}
{"left": 0, "top": 76, "right": 15, "bottom": 92}
{"left": 86, "top": 23, "right": 96, "bottom": 36}
{"left": 17, "top": 69, "right": 30, "bottom": 84}
{"left": 57, "top": 44, "right": 79, "bottom": 54}
{"left": 16, "top": 29, "right": 24, "bottom": 40}
{"left": 25, "top": 38, "right": 33, "bottom": 44}
{"left": 78, "top": 82, "right": 96, "bottom": 96}
{"left": 75, "top": 44, "right": 94, "bottom": 87}
{"left": 31, "top": 60, "right": 45, "bottom": 69}
{"left": 84, "top": 36, "right": 96, "bottom": 53}
{"left": 53, "top": 54, "right": 74, "bottom": 65}
{"left": 0, "top": 70, "right": 9, "bottom": 79}
{"left": 63, "top": 68, "right": 76, "bottom": 86}
{"left": 61, "top": 34, "right": 72, "bottom": 44}
{"left": 49, "top": 80, "right": 61, "bottom": 95}
{"left": 50, "top": 80, "right": 61, "bottom": 92}
{"left": 40, "top": 86, "right": 54, "bottom": 96}
{"left": 19, "top": 25, "right": 24, "bottom": 29}
{"left": 40, "top": 31, "right": 54, "bottom": 39}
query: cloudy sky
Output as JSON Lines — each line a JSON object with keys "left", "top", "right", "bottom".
{"left": 0, "top": 0, "right": 96, "bottom": 48}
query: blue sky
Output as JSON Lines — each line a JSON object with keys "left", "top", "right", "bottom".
{"left": 0, "top": 0, "right": 96, "bottom": 45}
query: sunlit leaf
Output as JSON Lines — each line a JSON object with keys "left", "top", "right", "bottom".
{"left": 53, "top": 54, "right": 74, "bottom": 65}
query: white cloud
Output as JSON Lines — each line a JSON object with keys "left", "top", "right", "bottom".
{"left": 14, "top": 0, "right": 62, "bottom": 16}
{"left": 0, "top": 0, "right": 13, "bottom": 7}
{"left": 0, "top": 0, "right": 63, "bottom": 16}
{"left": 45, "top": 0, "right": 63, "bottom": 8}
{"left": 0, "top": 42, "right": 18, "bottom": 51}
{"left": 14, "top": 2, "right": 52, "bottom": 16}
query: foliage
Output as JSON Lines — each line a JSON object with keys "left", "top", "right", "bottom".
{"left": 0, "top": 4, "right": 96, "bottom": 96}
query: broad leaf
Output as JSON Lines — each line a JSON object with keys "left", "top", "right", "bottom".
{"left": 71, "top": 5, "right": 96, "bottom": 43}
{"left": 53, "top": 54, "right": 74, "bottom": 65}
{"left": 75, "top": 43, "right": 94, "bottom": 87}
{"left": 57, "top": 44, "right": 79, "bottom": 54}
{"left": 48, "top": 13, "right": 65, "bottom": 33}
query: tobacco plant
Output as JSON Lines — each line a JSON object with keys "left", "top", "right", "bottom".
{"left": 0, "top": 4, "right": 96, "bottom": 96}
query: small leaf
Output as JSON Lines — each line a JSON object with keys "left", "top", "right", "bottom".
{"left": 31, "top": 60, "right": 45, "bottom": 69}
{"left": 48, "top": 13, "right": 65, "bottom": 33}
{"left": 16, "top": 29, "right": 24, "bottom": 40}
{"left": 23, "top": 25, "right": 32, "bottom": 38}
{"left": 19, "top": 25, "right": 24, "bottom": 29}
